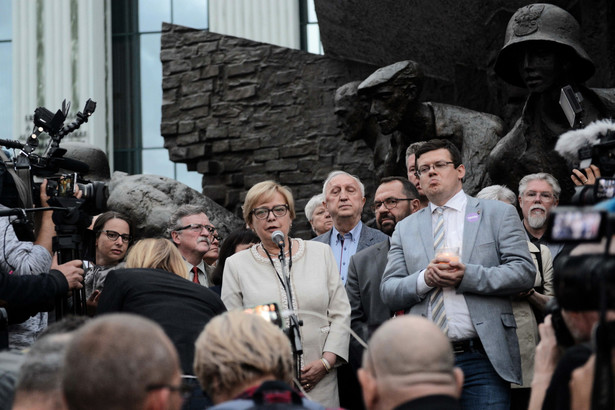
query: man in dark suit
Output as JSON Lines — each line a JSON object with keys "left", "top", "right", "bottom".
{"left": 346, "top": 177, "right": 421, "bottom": 366}
{"left": 96, "top": 267, "right": 226, "bottom": 375}
{"left": 313, "top": 170, "right": 388, "bottom": 285}
{"left": 381, "top": 139, "right": 535, "bottom": 410}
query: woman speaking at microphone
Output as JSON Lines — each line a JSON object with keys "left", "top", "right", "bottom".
{"left": 221, "top": 180, "right": 350, "bottom": 408}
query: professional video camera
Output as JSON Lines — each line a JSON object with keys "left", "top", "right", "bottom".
{"left": 0, "top": 99, "right": 108, "bottom": 317}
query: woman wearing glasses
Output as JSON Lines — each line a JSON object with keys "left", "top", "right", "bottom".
{"left": 221, "top": 180, "right": 350, "bottom": 408}
{"left": 84, "top": 211, "right": 134, "bottom": 311}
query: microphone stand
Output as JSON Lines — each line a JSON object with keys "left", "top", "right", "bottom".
{"left": 277, "top": 239, "right": 303, "bottom": 382}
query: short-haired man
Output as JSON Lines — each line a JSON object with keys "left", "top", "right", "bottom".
{"left": 405, "top": 142, "right": 429, "bottom": 208}
{"left": 518, "top": 172, "right": 565, "bottom": 262}
{"left": 358, "top": 316, "right": 464, "bottom": 410}
{"left": 381, "top": 139, "right": 535, "bottom": 409}
{"left": 313, "top": 171, "right": 388, "bottom": 285}
{"left": 346, "top": 177, "right": 420, "bottom": 361}
{"left": 62, "top": 314, "right": 183, "bottom": 410}
{"left": 169, "top": 205, "right": 214, "bottom": 285}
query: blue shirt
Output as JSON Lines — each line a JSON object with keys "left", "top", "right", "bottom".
{"left": 329, "top": 221, "right": 362, "bottom": 285}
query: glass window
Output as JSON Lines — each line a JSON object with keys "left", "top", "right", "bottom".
{"left": 176, "top": 162, "right": 203, "bottom": 191}
{"left": 138, "top": 0, "right": 171, "bottom": 32}
{"left": 140, "top": 33, "right": 162, "bottom": 149}
{"left": 307, "top": 0, "right": 317, "bottom": 22}
{"left": 0, "top": 42, "right": 11, "bottom": 140}
{"left": 173, "top": 0, "right": 208, "bottom": 29}
{"left": 306, "top": 24, "right": 322, "bottom": 55}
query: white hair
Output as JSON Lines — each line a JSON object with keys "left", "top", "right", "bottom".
{"left": 304, "top": 194, "right": 325, "bottom": 221}
{"left": 322, "top": 170, "right": 365, "bottom": 197}
{"left": 518, "top": 173, "right": 561, "bottom": 200}
{"left": 476, "top": 185, "right": 517, "bottom": 205}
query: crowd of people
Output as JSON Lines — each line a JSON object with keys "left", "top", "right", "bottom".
{"left": 2, "top": 3, "right": 615, "bottom": 410}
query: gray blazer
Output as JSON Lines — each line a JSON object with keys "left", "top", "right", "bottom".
{"left": 312, "top": 224, "right": 388, "bottom": 254}
{"left": 345, "top": 238, "right": 392, "bottom": 367}
{"left": 380, "top": 195, "right": 535, "bottom": 385}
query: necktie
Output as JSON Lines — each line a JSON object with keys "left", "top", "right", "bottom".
{"left": 192, "top": 266, "right": 199, "bottom": 284}
{"left": 430, "top": 207, "right": 449, "bottom": 334}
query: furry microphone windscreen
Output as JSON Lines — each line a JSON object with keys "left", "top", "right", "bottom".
{"left": 555, "top": 119, "right": 615, "bottom": 166}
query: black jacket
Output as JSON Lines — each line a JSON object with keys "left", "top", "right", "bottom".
{"left": 97, "top": 268, "right": 227, "bottom": 374}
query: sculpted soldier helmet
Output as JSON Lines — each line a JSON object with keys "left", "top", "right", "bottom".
{"left": 494, "top": 3, "right": 595, "bottom": 87}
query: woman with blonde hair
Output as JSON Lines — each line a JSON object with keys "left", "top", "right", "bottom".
{"left": 124, "top": 237, "right": 187, "bottom": 279}
{"left": 97, "top": 237, "right": 226, "bottom": 377}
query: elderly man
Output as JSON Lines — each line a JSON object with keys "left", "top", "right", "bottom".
{"left": 313, "top": 171, "right": 388, "bottom": 285}
{"left": 406, "top": 142, "right": 429, "bottom": 208}
{"left": 62, "top": 314, "right": 183, "bottom": 410}
{"left": 358, "top": 316, "right": 464, "bottom": 410}
{"left": 169, "top": 204, "right": 214, "bottom": 285}
{"left": 518, "top": 172, "right": 565, "bottom": 262}
{"left": 358, "top": 60, "right": 502, "bottom": 195}
{"left": 346, "top": 177, "right": 420, "bottom": 360}
{"left": 381, "top": 139, "right": 535, "bottom": 410}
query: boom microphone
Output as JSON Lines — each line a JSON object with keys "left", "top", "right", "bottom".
{"left": 272, "top": 230, "right": 285, "bottom": 249}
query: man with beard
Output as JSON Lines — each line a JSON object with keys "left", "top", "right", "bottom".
{"left": 169, "top": 205, "right": 214, "bottom": 285}
{"left": 346, "top": 177, "right": 421, "bottom": 367}
{"left": 518, "top": 173, "right": 564, "bottom": 262}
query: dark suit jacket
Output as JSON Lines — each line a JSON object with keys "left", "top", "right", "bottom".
{"left": 381, "top": 195, "right": 535, "bottom": 384}
{"left": 312, "top": 223, "right": 388, "bottom": 255}
{"left": 97, "top": 268, "right": 226, "bottom": 374}
{"left": 345, "top": 238, "right": 391, "bottom": 367}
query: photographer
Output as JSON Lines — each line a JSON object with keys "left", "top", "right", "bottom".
{"left": 528, "top": 254, "right": 615, "bottom": 410}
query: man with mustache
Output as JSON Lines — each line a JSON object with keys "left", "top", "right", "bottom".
{"left": 169, "top": 205, "right": 213, "bottom": 285}
{"left": 518, "top": 173, "right": 564, "bottom": 262}
{"left": 346, "top": 177, "right": 421, "bottom": 366}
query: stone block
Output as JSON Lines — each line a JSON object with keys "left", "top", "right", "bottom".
{"left": 206, "top": 125, "right": 228, "bottom": 140}
{"left": 162, "top": 75, "right": 180, "bottom": 90}
{"left": 160, "top": 121, "right": 178, "bottom": 135}
{"left": 196, "top": 41, "right": 219, "bottom": 55}
{"left": 279, "top": 172, "right": 312, "bottom": 185}
{"left": 265, "top": 160, "right": 298, "bottom": 172}
{"left": 200, "top": 65, "right": 220, "bottom": 79}
{"left": 227, "top": 63, "right": 257, "bottom": 77}
{"left": 230, "top": 137, "right": 259, "bottom": 151}
{"left": 197, "top": 160, "right": 223, "bottom": 174}
{"left": 176, "top": 132, "right": 199, "bottom": 146}
{"left": 182, "top": 79, "right": 213, "bottom": 96}
{"left": 178, "top": 121, "right": 194, "bottom": 134}
{"left": 211, "top": 140, "right": 229, "bottom": 153}
{"left": 167, "top": 60, "right": 191, "bottom": 74}
{"left": 202, "top": 184, "right": 226, "bottom": 202}
{"left": 244, "top": 173, "right": 270, "bottom": 188}
{"left": 281, "top": 142, "right": 317, "bottom": 158}
{"left": 180, "top": 94, "right": 208, "bottom": 110}
{"left": 225, "top": 85, "right": 257, "bottom": 101}
{"left": 253, "top": 148, "right": 279, "bottom": 162}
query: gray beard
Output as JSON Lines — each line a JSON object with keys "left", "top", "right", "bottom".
{"left": 527, "top": 213, "right": 547, "bottom": 229}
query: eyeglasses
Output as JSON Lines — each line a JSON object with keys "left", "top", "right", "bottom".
{"left": 523, "top": 191, "right": 555, "bottom": 203}
{"left": 371, "top": 197, "right": 415, "bottom": 211}
{"left": 101, "top": 230, "right": 132, "bottom": 243}
{"left": 417, "top": 161, "right": 455, "bottom": 176}
{"left": 251, "top": 204, "right": 289, "bottom": 220}
{"left": 146, "top": 383, "right": 193, "bottom": 400}
{"left": 175, "top": 224, "right": 215, "bottom": 234}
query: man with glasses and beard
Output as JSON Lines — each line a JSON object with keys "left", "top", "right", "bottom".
{"left": 518, "top": 173, "right": 565, "bottom": 263}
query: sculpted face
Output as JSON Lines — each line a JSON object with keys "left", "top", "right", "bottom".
{"left": 325, "top": 174, "right": 366, "bottom": 224}
{"left": 516, "top": 41, "right": 567, "bottom": 93}
{"left": 369, "top": 84, "right": 410, "bottom": 135}
{"left": 406, "top": 153, "right": 424, "bottom": 196}
{"left": 416, "top": 148, "right": 464, "bottom": 206}
{"left": 334, "top": 93, "right": 369, "bottom": 140}
{"left": 373, "top": 181, "right": 415, "bottom": 236}
{"left": 519, "top": 179, "right": 558, "bottom": 229}
{"left": 95, "top": 218, "right": 131, "bottom": 266}
{"left": 310, "top": 204, "right": 333, "bottom": 236}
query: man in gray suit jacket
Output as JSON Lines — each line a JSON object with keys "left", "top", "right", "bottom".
{"left": 380, "top": 140, "right": 535, "bottom": 410}
{"left": 345, "top": 177, "right": 421, "bottom": 368}
{"left": 312, "top": 170, "right": 388, "bottom": 285}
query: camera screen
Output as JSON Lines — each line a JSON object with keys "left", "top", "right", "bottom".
{"left": 547, "top": 207, "right": 605, "bottom": 242}
{"left": 596, "top": 177, "right": 615, "bottom": 200}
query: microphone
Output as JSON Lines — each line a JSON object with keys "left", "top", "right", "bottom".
{"left": 49, "top": 157, "right": 90, "bottom": 174}
{"left": 272, "top": 230, "right": 285, "bottom": 249}
{"left": 0, "top": 208, "right": 27, "bottom": 217}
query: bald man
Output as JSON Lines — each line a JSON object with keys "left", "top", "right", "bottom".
{"left": 358, "top": 316, "right": 463, "bottom": 410}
